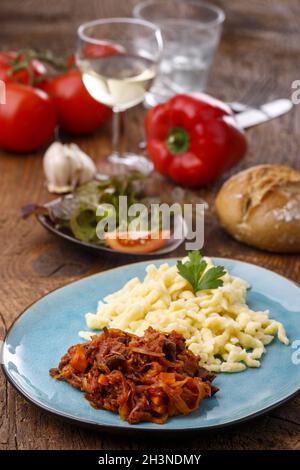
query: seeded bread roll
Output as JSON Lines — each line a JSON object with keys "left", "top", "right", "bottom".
{"left": 215, "top": 164, "right": 300, "bottom": 253}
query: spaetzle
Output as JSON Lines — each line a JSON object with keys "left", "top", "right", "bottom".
{"left": 81, "top": 258, "right": 289, "bottom": 373}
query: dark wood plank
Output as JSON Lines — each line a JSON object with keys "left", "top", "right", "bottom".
{"left": 0, "top": 0, "right": 300, "bottom": 450}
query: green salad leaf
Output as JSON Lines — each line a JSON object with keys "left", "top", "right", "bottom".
{"left": 22, "top": 172, "right": 183, "bottom": 247}
{"left": 70, "top": 207, "right": 103, "bottom": 244}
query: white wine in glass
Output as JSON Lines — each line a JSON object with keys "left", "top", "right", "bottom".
{"left": 77, "top": 18, "right": 163, "bottom": 174}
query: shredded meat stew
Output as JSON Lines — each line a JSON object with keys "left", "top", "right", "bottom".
{"left": 50, "top": 327, "right": 218, "bottom": 424}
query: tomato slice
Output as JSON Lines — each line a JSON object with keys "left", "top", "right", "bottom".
{"left": 105, "top": 230, "right": 170, "bottom": 254}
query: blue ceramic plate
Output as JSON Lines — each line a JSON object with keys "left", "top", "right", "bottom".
{"left": 2, "top": 258, "right": 300, "bottom": 434}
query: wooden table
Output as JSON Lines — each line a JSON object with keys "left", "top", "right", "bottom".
{"left": 1, "top": 0, "right": 300, "bottom": 450}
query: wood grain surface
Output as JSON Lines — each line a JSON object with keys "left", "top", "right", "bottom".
{"left": 0, "top": 0, "right": 300, "bottom": 450}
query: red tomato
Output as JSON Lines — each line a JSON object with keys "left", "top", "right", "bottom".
{"left": 105, "top": 231, "right": 170, "bottom": 254}
{"left": 0, "top": 83, "right": 57, "bottom": 152}
{"left": 67, "top": 42, "right": 124, "bottom": 68}
{"left": 0, "top": 51, "right": 47, "bottom": 85}
{"left": 41, "top": 70, "right": 112, "bottom": 135}
{"left": 83, "top": 43, "right": 124, "bottom": 58}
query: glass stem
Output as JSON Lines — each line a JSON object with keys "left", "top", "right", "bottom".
{"left": 112, "top": 109, "right": 126, "bottom": 157}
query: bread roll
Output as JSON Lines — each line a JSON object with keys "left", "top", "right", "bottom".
{"left": 215, "top": 164, "right": 300, "bottom": 253}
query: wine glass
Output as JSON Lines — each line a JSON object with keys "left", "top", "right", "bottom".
{"left": 77, "top": 18, "right": 163, "bottom": 174}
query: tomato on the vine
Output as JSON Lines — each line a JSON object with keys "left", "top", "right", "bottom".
{"left": 67, "top": 42, "right": 124, "bottom": 69}
{"left": 0, "top": 83, "right": 57, "bottom": 152}
{"left": 41, "top": 69, "right": 112, "bottom": 135}
{"left": 0, "top": 51, "right": 47, "bottom": 85}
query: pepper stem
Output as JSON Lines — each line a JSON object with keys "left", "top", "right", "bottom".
{"left": 166, "top": 127, "right": 190, "bottom": 155}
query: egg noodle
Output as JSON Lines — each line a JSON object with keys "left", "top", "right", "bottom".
{"left": 81, "top": 258, "right": 289, "bottom": 373}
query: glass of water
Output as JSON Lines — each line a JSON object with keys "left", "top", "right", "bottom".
{"left": 133, "top": 0, "right": 225, "bottom": 107}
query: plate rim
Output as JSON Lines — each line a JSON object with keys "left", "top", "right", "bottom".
{"left": 2, "top": 256, "right": 300, "bottom": 434}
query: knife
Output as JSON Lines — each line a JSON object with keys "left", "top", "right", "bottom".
{"left": 138, "top": 98, "right": 294, "bottom": 149}
{"left": 234, "top": 99, "right": 293, "bottom": 129}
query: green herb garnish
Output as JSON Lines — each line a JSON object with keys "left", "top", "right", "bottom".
{"left": 177, "top": 251, "right": 226, "bottom": 293}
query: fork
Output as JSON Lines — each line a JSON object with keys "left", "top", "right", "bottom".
{"left": 229, "top": 76, "right": 276, "bottom": 113}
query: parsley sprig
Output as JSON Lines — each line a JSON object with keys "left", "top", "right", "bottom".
{"left": 177, "top": 251, "right": 226, "bottom": 293}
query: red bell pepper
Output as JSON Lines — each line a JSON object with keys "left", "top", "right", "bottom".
{"left": 145, "top": 94, "right": 247, "bottom": 188}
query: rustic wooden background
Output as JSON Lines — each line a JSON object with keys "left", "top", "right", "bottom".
{"left": 1, "top": 0, "right": 300, "bottom": 450}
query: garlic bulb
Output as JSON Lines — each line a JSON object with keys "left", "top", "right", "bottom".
{"left": 43, "top": 142, "right": 97, "bottom": 193}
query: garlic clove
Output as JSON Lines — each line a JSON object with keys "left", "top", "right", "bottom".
{"left": 44, "top": 142, "right": 73, "bottom": 193}
{"left": 43, "top": 142, "right": 97, "bottom": 194}
{"left": 68, "top": 144, "right": 97, "bottom": 186}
